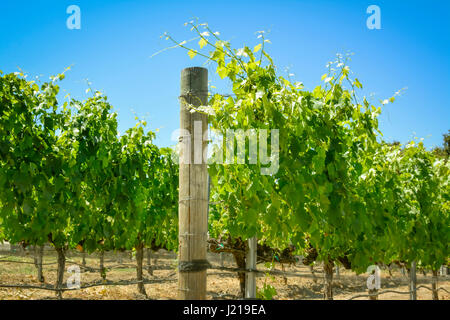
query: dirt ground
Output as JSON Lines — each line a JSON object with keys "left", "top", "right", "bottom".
{"left": 0, "top": 248, "right": 448, "bottom": 300}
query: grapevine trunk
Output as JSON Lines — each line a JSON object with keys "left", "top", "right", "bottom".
{"left": 99, "top": 250, "right": 106, "bottom": 280}
{"left": 432, "top": 269, "right": 439, "bottom": 300}
{"left": 136, "top": 244, "right": 146, "bottom": 296}
{"left": 232, "top": 250, "right": 246, "bottom": 298}
{"left": 55, "top": 247, "right": 66, "bottom": 300}
{"left": 323, "top": 260, "right": 334, "bottom": 300}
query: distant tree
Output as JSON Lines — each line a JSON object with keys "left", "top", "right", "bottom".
{"left": 389, "top": 141, "right": 401, "bottom": 147}
{"left": 432, "top": 130, "right": 450, "bottom": 159}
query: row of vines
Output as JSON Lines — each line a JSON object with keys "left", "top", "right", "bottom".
{"left": 175, "top": 22, "right": 449, "bottom": 299}
{"left": 0, "top": 21, "right": 449, "bottom": 300}
{"left": 0, "top": 70, "right": 178, "bottom": 297}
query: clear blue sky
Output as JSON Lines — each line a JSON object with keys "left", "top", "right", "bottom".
{"left": 0, "top": 0, "right": 448, "bottom": 149}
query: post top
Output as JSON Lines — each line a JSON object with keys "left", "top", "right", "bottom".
{"left": 181, "top": 66, "right": 208, "bottom": 73}
{"left": 180, "top": 67, "right": 208, "bottom": 96}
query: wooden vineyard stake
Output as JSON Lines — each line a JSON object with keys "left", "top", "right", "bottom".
{"left": 178, "top": 67, "right": 209, "bottom": 300}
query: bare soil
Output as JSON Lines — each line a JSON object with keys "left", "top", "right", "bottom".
{"left": 0, "top": 248, "right": 448, "bottom": 300}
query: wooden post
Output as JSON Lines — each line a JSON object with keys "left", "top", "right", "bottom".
{"left": 335, "top": 264, "right": 340, "bottom": 279}
{"left": 178, "top": 67, "right": 209, "bottom": 300}
{"left": 245, "top": 237, "right": 257, "bottom": 299}
{"left": 409, "top": 261, "right": 417, "bottom": 300}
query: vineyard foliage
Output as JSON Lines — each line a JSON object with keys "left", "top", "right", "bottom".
{"left": 0, "top": 70, "right": 178, "bottom": 256}
{"left": 166, "top": 21, "right": 449, "bottom": 273}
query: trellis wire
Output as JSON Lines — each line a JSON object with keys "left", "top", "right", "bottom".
{"left": 0, "top": 278, "right": 176, "bottom": 292}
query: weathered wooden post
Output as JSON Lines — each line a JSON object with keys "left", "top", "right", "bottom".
{"left": 178, "top": 67, "right": 209, "bottom": 300}
{"left": 245, "top": 237, "right": 257, "bottom": 299}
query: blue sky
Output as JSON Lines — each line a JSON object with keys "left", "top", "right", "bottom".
{"left": 0, "top": 0, "right": 448, "bottom": 149}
